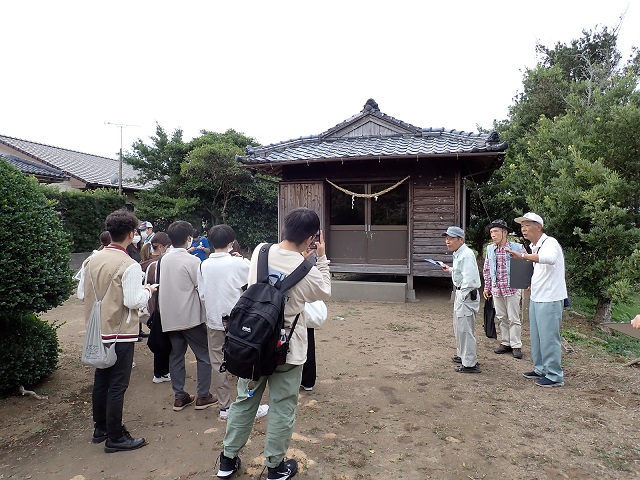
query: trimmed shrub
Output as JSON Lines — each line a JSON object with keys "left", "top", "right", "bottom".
{"left": 41, "top": 187, "right": 128, "bottom": 252}
{"left": 0, "top": 314, "right": 60, "bottom": 393}
{"left": 0, "top": 160, "right": 74, "bottom": 315}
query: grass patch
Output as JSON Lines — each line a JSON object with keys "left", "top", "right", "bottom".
{"left": 385, "top": 323, "right": 418, "bottom": 333}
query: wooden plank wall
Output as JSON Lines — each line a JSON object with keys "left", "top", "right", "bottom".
{"left": 278, "top": 182, "right": 325, "bottom": 241}
{"left": 412, "top": 173, "right": 457, "bottom": 277}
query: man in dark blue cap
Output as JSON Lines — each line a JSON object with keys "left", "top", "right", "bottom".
{"left": 440, "top": 226, "right": 482, "bottom": 373}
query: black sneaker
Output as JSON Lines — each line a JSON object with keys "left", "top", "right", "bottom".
{"left": 217, "top": 452, "right": 241, "bottom": 478}
{"left": 267, "top": 458, "right": 298, "bottom": 479}
{"left": 451, "top": 355, "right": 462, "bottom": 364}
{"left": 522, "top": 371, "right": 544, "bottom": 379}
{"left": 455, "top": 364, "right": 481, "bottom": 374}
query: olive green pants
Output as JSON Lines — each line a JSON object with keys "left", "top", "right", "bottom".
{"left": 223, "top": 363, "right": 302, "bottom": 468}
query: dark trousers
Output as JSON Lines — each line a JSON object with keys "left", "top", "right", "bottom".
{"left": 92, "top": 342, "right": 135, "bottom": 440}
{"left": 153, "top": 348, "right": 170, "bottom": 377}
{"left": 301, "top": 328, "right": 316, "bottom": 388}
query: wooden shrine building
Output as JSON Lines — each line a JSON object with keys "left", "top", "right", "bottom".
{"left": 238, "top": 99, "right": 507, "bottom": 300}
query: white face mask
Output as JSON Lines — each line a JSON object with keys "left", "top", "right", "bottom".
{"left": 132, "top": 235, "right": 141, "bottom": 245}
{"left": 141, "top": 231, "right": 149, "bottom": 240}
{"left": 186, "top": 237, "right": 193, "bottom": 248}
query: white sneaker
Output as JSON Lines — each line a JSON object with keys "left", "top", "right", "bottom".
{"left": 153, "top": 373, "right": 171, "bottom": 384}
{"left": 219, "top": 405, "right": 268, "bottom": 420}
{"left": 301, "top": 385, "right": 313, "bottom": 391}
{"left": 255, "top": 404, "right": 269, "bottom": 419}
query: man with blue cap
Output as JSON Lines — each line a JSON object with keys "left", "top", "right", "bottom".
{"left": 441, "top": 226, "right": 482, "bottom": 373}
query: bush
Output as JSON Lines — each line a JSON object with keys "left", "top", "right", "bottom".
{"left": 41, "top": 187, "right": 128, "bottom": 252}
{"left": 0, "top": 314, "right": 60, "bottom": 393}
{"left": 0, "top": 160, "right": 74, "bottom": 314}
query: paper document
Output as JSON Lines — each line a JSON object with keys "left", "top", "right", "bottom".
{"left": 425, "top": 258, "right": 445, "bottom": 267}
{"left": 604, "top": 322, "right": 640, "bottom": 340}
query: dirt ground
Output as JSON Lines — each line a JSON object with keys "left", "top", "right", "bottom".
{"left": 1, "top": 279, "right": 639, "bottom": 480}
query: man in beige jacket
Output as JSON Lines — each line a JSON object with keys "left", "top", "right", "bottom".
{"left": 159, "top": 221, "right": 215, "bottom": 411}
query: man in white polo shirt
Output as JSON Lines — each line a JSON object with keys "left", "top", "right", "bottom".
{"left": 506, "top": 212, "right": 567, "bottom": 388}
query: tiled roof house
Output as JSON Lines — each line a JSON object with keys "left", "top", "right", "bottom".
{"left": 0, "top": 135, "right": 150, "bottom": 192}
{"left": 237, "top": 99, "right": 508, "bottom": 298}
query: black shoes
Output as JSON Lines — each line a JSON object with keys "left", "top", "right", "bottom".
{"left": 104, "top": 426, "right": 147, "bottom": 453}
{"left": 92, "top": 426, "right": 107, "bottom": 443}
{"left": 523, "top": 370, "right": 544, "bottom": 379}
{"left": 217, "top": 452, "right": 241, "bottom": 478}
{"left": 267, "top": 459, "right": 298, "bottom": 479}
{"left": 455, "top": 364, "right": 481, "bottom": 374}
{"left": 512, "top": 348, "right": 523, "bottom": 359}
{"left": 494, "top": 344, "right": 512, "bottom": 354}
{"left": 451, "top": 355, "right": 462, "bottom": 364}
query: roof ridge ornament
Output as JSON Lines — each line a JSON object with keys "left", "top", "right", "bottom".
{"left": 361, "top": 98, "right": 380, "bottom": 113}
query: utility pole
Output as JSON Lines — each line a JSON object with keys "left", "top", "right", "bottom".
{"left": 105, "top": 122, "right": 139, "bottom": 195}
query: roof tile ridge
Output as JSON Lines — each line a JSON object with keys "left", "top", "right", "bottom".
{"left": 0, "top": 134, "right": 118, "bottom": 161}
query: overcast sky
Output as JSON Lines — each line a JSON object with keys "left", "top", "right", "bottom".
{"left": 2, "top": 1, "right": 638, "bottom": 159}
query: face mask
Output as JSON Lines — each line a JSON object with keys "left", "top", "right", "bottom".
{"left": 141, "top": 231, "right": 148, "bottom": 240}
{"left": 186, "top": 237, "right": 193, "bottom": 247}
{"left": 132, "top": 235, "right": 141, "bottom": 244}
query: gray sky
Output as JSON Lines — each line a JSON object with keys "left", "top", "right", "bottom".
{"left": 2, "top": 1, "right": 638, "bottom": 159}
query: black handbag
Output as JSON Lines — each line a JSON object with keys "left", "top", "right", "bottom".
{"left": 483, "top": 297, "right": 497, "bottom": 339}
{"left": 146, "top": 258, "right": 172, "bottom": 354}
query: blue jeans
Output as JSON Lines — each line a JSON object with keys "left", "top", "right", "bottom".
{"left": 529, "top": 300, "right": 564, "bottom": 383}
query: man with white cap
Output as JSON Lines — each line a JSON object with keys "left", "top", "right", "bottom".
{"left": 506, "top": 212, "right": 567, "bottom": 387}
{"left": 441, "top": 226, "right": 482, "bottom": 373}
{"left": 140, "top": 221, "right": 155, "bottom": 245}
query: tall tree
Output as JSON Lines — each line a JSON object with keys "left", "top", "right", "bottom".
{"left": 470, "top": 24, "right": 640, "bottom": 322}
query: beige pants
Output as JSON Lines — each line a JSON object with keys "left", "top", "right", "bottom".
{"left": 493, "top": 291, "right": 522, "bottom": 348}
{"left": 207, "top": 327, "right": 232, "bottom": 409}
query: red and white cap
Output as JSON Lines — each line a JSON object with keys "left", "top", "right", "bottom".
{"left": 514, "top": 212, "right": 544, "bottom": 226}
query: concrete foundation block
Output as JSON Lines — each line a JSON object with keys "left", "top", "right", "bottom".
{"left": 331, "top": 280, "right": 407, "bottom": 303}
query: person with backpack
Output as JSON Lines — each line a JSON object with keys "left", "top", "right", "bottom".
{"left": 77, "top": 209, "right": 155, "bottom": 453}
{"left": 159, "top": 221, "right": 216, "bottom": 411}
{"left": 216, "top": 208, "right": 331, "bottom": 480}
{"left": 198, "top": 224, "right": 268, "bottom": 420}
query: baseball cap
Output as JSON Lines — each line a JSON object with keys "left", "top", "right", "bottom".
{"left": 441, "top": 226, "right": 465, "bottom": 238}
{"left": 514, "top": 212, "right": 543, "bottom": 226}
{"left": 140, "top": 221, "right": 153, "bottom": 229}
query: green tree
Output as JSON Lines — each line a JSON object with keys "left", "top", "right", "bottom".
{"left": 470, "top": 24, "right": 640, "bottom": 322}
{"left": 126, "top": 127, "right": 278, "bottom": 248}
{"left": 0, "top": 160, "right": 73, "bottom": 391}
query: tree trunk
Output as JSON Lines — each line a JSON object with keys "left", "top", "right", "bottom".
{"left": 594, "top": 298, "right": 612, "bottom": 323}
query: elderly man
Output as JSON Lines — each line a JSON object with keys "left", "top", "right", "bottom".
{"left": 506, "top": 212, "right": 567, "bottom": 388}
{"left": 441, "top": 226, "right": 482, "bottom": 374}
{"left": 482, "top": 219, "right": 525, "bottom": 359}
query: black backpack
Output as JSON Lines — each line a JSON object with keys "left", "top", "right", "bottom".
{"left": 221, "top": 243, "right": 312, "bottom": 381}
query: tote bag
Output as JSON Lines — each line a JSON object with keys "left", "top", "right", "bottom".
{"left": 81, "top": 261, "right": 125, "bottom": 369}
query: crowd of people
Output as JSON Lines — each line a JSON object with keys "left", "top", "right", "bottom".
{"left": 79, "top": 206, "right": 624, "bottom": 476}
{"left": 77, "top": 208, "right": 330, "bottom": 480}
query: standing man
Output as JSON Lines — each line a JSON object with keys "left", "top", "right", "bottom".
{"left": 482, "top": 219, "right": 525, "bottom": 359}
{"left": 78, "top": 209, "right": 155, "bottom": 453}
{"left": 159, "top": 221, "right": 216, "bottom": 411}
{"left": 507, "top": 212, "right": 567, "bottom": 388}
{"left": 216, "top": 208, "right": 331, "bottom": 480}
{"left": 441, "top": 226, "right": 482, "bottom": 374}
{"left": 188, "top": 230, "right": 210, "bottom": 261}
{"left": 140, "top": 221, "right": 155, "bottom": 245}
